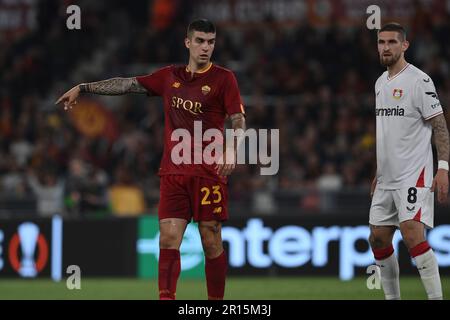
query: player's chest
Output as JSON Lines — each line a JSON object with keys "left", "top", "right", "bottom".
{"left": 376, "top": 82, "right": 417, "bottom": 117}
{"left": 164, "top": 78, "right": 222, "bottom": 115}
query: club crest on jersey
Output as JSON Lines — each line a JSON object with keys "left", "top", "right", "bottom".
{"left": 172, "top": 82, "right": 181, "bottom": 88}
{"left": 392, "top": 89, "right": 403, "bottom": 99}
{"left": 201, "top": 85, "right": 211, "bottom": 95}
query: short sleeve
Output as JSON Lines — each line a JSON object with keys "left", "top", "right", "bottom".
{"left": 136, "top": 66, "right": 172, "bottom": 96}
{"left": 223, "top": 71, "right": 245, "bottom": 116}
{"left": 414, "top": 77, "right": 443, "bottom": 120}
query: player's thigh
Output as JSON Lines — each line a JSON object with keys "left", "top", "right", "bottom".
{"left": 369, "top": 186, "right": 399, "bottom": 228}
{"left": 158, "top": 175, "right": 192, "bottom": 221}
{"left": 395, "top": 186, "right": 434, "bottom": 229}
{"left": 189, "top": 177, "right": 228, "bottom": 222}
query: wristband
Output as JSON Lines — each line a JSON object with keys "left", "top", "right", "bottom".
{"left": 438, "top": 160, "right": 449, "bottom": 171}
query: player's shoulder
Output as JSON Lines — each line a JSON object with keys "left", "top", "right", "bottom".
{"left": 404, "top": 64, "right": 431, "bottom": 83}
{"left": 375, "top": 71, "right": 387, "bottom": 88}
{"left": 212, "top": 64, "right": 236, "bottom": 77}
{"left": 141, "top": 65, "right": 175, "bottom": 77}
{"left": 162, "top": 64, "right": 181, "bottom": 73}
{"left": 168, "top": 64, "right": 193, "bottom": 78}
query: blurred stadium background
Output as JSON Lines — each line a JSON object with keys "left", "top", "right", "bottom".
{"left": 1, "top": 0, "right": 450, "bottom": 299}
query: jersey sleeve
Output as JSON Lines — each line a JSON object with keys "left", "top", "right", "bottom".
{"left": 222, "top": 71, "right": 245, "bottom": 116}
{"left": 414, "top": 77, "right": 443, "bottom": 120}
{"left": 136, "top": 66, "right": 172, "bottom": 96}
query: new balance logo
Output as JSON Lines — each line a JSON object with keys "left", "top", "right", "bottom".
{"left": 213, "top": 207, "right": 222, "bottom": 214}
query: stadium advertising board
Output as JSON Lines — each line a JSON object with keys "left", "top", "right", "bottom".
{"left": 222, "top": 217, "right": 450, "bottom": 280}
{"left": 0, "top": 217, "right": 137, "bottom": 278}
{"left": 137, "top": 214, "right": 450, "bottom": 280}
{"left": 62, "top": 218, "right": 137, "bottom": 276}
{"left": 2, "top": 214, "right": 449, "bottom": 280}
{"left": 0, "top": 216, "right": 62, "bottom": 279}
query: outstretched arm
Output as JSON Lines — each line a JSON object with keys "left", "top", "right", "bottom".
{"left": 55, "top": 77, "right": 147, "bottom": 110}
{"left": 428, "top": 113, "right": 449, "bottom": 203}
{"left": 79, "top": 77, "right": 147, "bottom": 95}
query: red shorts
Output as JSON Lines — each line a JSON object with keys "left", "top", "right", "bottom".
{"left": 158, "top": 175, "right": 228, "bottom": 222}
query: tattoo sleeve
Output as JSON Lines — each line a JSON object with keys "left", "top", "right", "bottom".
{"left": 428, "top": 113, "right": 450, "bottom": 162}
{"left": 79, "top": 77, "right": 147, "bottom": 95}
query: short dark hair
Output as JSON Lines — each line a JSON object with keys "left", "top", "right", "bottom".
{"left": 378, "top": 23, "right": 407, "bottom": 41}
{"left": 187, "top": 19, "right": 216, "bottom": 38}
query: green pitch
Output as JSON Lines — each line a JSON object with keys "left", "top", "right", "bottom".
{"left": 0, "top": 276, "right": 449, "bottom": 300}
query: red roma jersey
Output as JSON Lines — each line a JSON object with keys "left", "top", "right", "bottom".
{"left": 136, "top": 63, "right": 244, "bottom": 183}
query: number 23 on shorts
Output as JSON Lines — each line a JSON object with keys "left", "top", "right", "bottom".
{"left": 200, "top": 185, "right": 222, "bottom": 205}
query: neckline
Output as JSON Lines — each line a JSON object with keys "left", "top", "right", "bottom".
{"left": 185, "top": 62, "right": 213, "bottom": 74}
{"left": 387, "top": 63, "right": 410, "bottom": 81}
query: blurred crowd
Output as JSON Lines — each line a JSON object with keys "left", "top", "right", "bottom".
{"left": 1, "top": 1, "right": 449, "bottom": 217}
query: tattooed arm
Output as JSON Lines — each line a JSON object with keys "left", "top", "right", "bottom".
{"left": 216, "top": 113, "right": 246, "bottom": 176}
{"left": 428, "top": 113, "right": 450, "bottom": 203}
{"left": 55, "top": 77, "right": 147, "bottom": 110}
{"left": 429, "top": 114, "right": 450, "bottom": 163}
{"left": 79, "top": 77, "right": 147, "bottom": 95}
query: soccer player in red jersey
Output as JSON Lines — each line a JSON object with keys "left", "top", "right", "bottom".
{"left": 56, "top": 19, "right": 246, "bottom": 300}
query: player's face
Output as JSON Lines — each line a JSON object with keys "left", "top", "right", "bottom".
{"left": 377, "top": 31, "right": 409, "bottom": 67}
{"left": 185, "top": 31, "right": 216, "bottom": 66}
